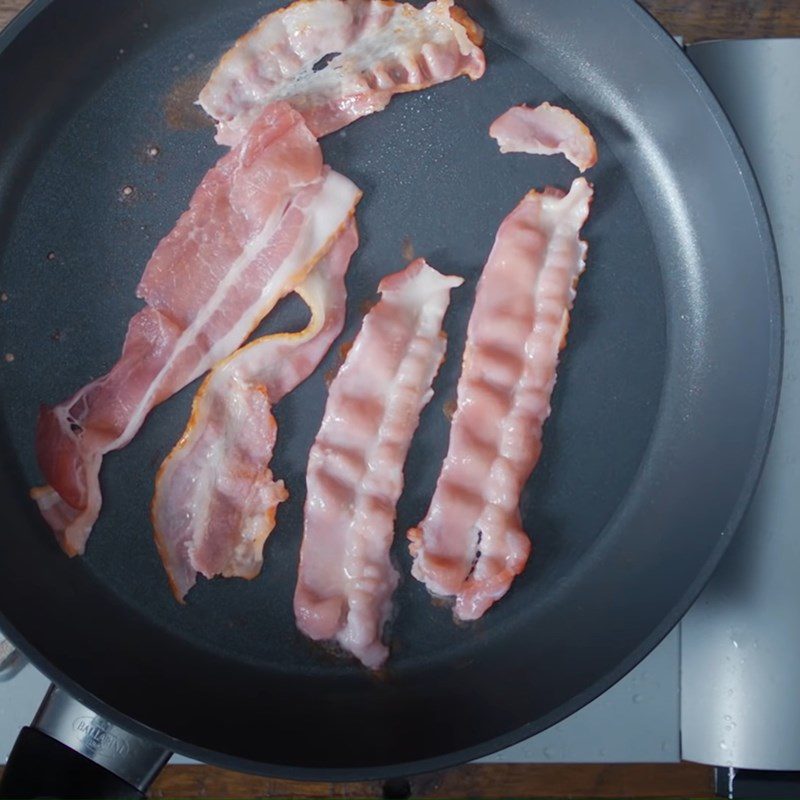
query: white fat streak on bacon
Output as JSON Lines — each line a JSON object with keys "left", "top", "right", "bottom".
{"left": 294, "top": 260, "right": 463, "bottom": 668}
{"left": 122, "top": 170, "right": 360, "bottom": 448}
{"left": 199, "top": 0, "right": 485, "bottom": 145}
{"left": 490, "top": 103, "right": 598, "bottom": 173}
{"left": 409, "top": 178, "right": 594, "bottom": 621}
{"left": 30, "top": 473, "right": 100, "bottom": 558}
{"left": 152, "top": 221, "right": 358, "bottom": 602}
{"left": 34, "top": 102, "right": 361, "bottom": 556}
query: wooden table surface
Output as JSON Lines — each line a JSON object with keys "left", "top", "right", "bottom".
{"left": 1, "top": 1, "right": 797, "bottom": 797}
{"left": 3, "top": 0, "right": 800, "bottom": 38}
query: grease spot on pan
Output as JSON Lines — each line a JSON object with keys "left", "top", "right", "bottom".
{"left": 324, "top": 341, "right": 355, "bottom": 387}
{"left": 401, "top": 236, "right": 415, "bottom": 262}
{"left": 163, "top": 63, "right": 216, "bottom": 132}
{"left": 136, "top": 143, "right": 161, "bottom": 163}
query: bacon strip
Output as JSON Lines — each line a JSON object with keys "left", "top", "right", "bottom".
{"left": 152, "top": 221, "right": 358, "bottom": 602}
{"left": 408, "top": 178, "right": 594, "bottom": 621}
{"left": 295, "top": 260, "right": 463, "bottom": 668}
{"left": 490, "top": 103, "right": 598, "bottom": 173}
{"left": 34, "top": 102, "right": 361, "bottom": 556}
{"left": 199, "top": 0, "right": 485, "bottom": 146}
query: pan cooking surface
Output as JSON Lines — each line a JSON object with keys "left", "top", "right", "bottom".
{"left": 0, "top": 12, "right": 663, "bottom": 669}
{"left": 0, "top": 0, "right": 779, "bottom": 777}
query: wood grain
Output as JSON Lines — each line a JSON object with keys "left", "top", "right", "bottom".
{"left": 0, "top": 0, "right": 793, "bottom": 796}
{"left": 150, "top": 762, "right": 715, "bottom": 799}
{"left": 3, "top": 0, "right": 800, "bottom": 39}
{"left": 0, "top": 761, "right": 715, "bottom": 799}
{"left": 642, "top": 0, "right": 800, "bottom": 41}
{"left": 0, "top": 0, "right": 22, "bottom": 31}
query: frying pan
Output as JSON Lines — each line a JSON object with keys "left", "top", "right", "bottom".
{"left": 0, "top": 0, "right": 782, "bottom": 795}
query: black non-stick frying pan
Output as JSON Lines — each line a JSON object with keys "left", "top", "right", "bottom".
{"left": 0, "top": 0, "right": 782, "bottom": 793}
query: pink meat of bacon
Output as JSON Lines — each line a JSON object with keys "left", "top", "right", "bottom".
{"left": 295, "top": 260, "right": 463, "bottom": 668}
{"left": 199, "top": 0, "right": 485, "bottom": 146}
{"left": 34, "top": 102, "right": 361, "bottom": 557}
{"left": 152, "top": 221, "right": 358, "bottom": 602}
{"left": 409, "top": 178, "right": 594, "bottom": 621}
{"left": 490, "top": 103, "right": 598, "bottom": 173}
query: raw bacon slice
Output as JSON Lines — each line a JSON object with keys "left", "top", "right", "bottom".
{"left": 295, "top": 260, "right": 463, "bottom": 668}
{"left": 34, "top": 102, "right": 361, "bottom": 556}
{"left": 199, "top": 0, "right": 485, "bottom": 145}
{"left": 490, "top": 103, "right": 598, "bottom": 173}
{"left": 152, "top": 221, "right": 358, "bottom": 602}
{"left": 409, "top": 178, "right": 594, "bottom": 621}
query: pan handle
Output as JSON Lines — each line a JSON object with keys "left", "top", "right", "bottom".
{"left": 0, "top": 685, "right": 171, "bottom": 799}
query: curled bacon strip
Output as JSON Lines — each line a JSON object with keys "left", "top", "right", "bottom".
{"left": 34, "top": 102, "right": 361, "bottom": 555}
{"left": 153, "top": 221, "right": 358, "bottom": 601}
{"left": 409, "top": 178, "right": 594, "bottom": 620}
{"left": 199, "top": 0, "right": 485, "bottom": 145}
{"left": 490, "top": 103, "right": 598, "bottom": 173}
{"left": 295, "top": 260, "right": 463, "bottom": 667}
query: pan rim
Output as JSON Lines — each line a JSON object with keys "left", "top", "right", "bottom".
{"left": 0, "top": 0, "right": 783, "bottom": 780}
